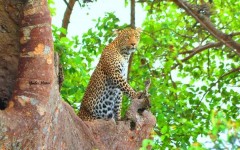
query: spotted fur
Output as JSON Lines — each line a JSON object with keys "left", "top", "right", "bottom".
{"left": 78, "top": 27, "right": 142, "bottom": 121}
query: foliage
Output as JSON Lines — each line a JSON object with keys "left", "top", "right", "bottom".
{"left": 52, "top": 25, "right": 86, "bottom": 110}
{"left": 50, "top": 0, "right": 240, "bottom": 149}
{"left": 47, "top": 0, "right": 56, "bottom": 16}
{"left": 140, "top": 138, "right": 155, "bottom": 150}
{"left": 206, "top": 111, "right": 239, "bottom": 149}
{"left": 135, "top": 0, "right": 240, "bottom": 149}
{"left": 188, "top": 110, "right": 240, "bottom": 149}
{"left": 140, "top": 110, "right": 240, "bottom": 149}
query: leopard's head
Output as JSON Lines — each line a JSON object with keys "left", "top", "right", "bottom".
{"left": 114, "top": 27, "right": 142, "bottom": 55}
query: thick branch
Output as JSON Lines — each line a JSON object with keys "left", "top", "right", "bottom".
{"left": 127, "top": 0, "right": 136, "bottom": 81}
{"left": 63, "top": 0, "right": 72, "bottom": 11}
{"left": 130, "top": 0, "right": 135, "bottom": 28}
{"left": 61, "top": 0, "right": 76, "bottom": 37}
{"left": 172, "top": 0, "right": 240, "bottom": 54}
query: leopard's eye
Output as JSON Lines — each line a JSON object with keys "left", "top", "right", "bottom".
{"left": 125, "top": 35, "right": 130, "bottom": 40}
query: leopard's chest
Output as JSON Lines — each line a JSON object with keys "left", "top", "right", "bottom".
{"left": 120, "top": 60, "right": 128, "bottom": 80}
{"left": 92, "top": 58, "right": 129, "bottom": 119}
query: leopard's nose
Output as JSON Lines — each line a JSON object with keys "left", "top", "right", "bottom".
{"left": 131, "top": 43, "right": 136, "bottom": 47}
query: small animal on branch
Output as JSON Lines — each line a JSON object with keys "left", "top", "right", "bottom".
{"left": 194, "top": 0, "right": 213, "bottom": 17}
{"left": 78, "top": 27, "right": 143, "bottom": 121}
{"left": 196, "top": 3, "right": 212, "bottom": 17}
{"left": 191, "top": 0, "right": 213, "bottom": 28}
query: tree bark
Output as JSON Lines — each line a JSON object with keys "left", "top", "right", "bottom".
{"left": 0, "top": 0, "right": 156, "bottom": 149}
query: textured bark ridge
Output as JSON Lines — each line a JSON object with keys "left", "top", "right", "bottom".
{"left": 0, "top": 0, "right": 156, "bottom": 149}
{"left": 0, "top": 0, "right": 21, "bottom": 109}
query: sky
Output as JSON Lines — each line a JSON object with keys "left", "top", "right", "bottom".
{"left": 52, "top": 0, "right": 146, "bottom": 38}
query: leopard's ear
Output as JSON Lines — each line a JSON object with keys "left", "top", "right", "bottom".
{"left": 135, "top": 27, "right": 142, "bottom": 33}
{"left": 113, "top": 29, "right": 122, "bottom": 36}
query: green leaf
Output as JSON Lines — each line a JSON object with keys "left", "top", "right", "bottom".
{"left": 161, "top": 126, "right": 168, "bottom": 134}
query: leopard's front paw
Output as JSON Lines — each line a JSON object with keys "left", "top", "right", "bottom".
{"left": 135, "top": 91, "right": 144, "bottom": 99}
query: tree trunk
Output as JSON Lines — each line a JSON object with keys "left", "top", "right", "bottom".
{"left": 0, "top": 0, "right": 156, "bottom": 149}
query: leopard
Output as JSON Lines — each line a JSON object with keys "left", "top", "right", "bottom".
{"left": 78, "top": 27, "right": 142, "bottom": 121}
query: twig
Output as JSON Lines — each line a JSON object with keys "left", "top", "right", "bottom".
{"left": 192, "top": 67, "right": 240, "bottom": 119}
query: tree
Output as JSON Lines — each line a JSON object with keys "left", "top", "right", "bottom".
{"left": 1, "top": 0, "right": 239, "bottom": 149}
{"left": 0, "top": 0, "right": 155, "bottom": 149}
{"left": 51, "top": 0, "right": 239, "bottom": 149}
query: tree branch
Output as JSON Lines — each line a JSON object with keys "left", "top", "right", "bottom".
{"left": 171, "top": 41, "right": 223, "bottom": 70}
{"left": 229, "top": 32, "right": 240, "bottom": 37}
{"left": 172, "top": 0, "right": 240, "bottom": 54}
{"left": 130, "top": 0, "right": 135, "bottom": 28}
{"left": 179, "top": 50, "right": 195, "bottom": 54}
{"left": 61, "top": 0, "right": 76, "bottom": 38}
{"left": 63, "top": 0, "right": 72, "bottom": 11}
{"left": 127, "top": 0, "right": 136, "bottom": 81}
